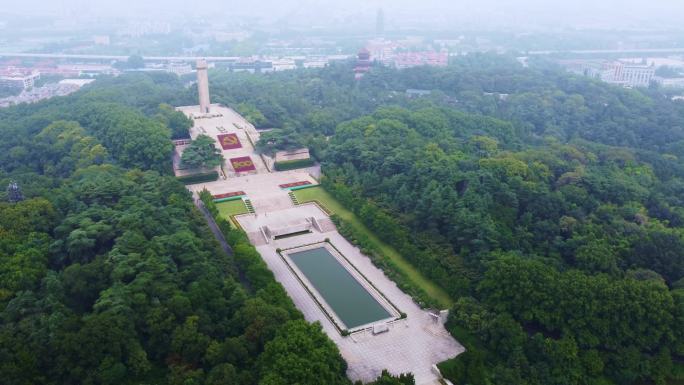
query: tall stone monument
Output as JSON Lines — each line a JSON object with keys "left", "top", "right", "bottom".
{"left": 196, "top": 59, "right": 211, "bottom": 114}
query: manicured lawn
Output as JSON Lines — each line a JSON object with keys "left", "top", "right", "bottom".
{"left": 216, "top": 199, "right": 249, "bottom": 227}
{"left": 294, "top": 186, "right": 454, "bottom": 308}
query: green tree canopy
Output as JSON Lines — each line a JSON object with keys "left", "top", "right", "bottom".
{"left": 256, "top": 128, "right": 305, "bottom": 156}
{"left": 181, "top": 134, "right": 224, "bottom": 169}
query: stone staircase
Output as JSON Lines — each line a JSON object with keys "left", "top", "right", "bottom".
{"left": 288, "top": 190, "right": 299, "bottom": 205}
{"left": 243, "top": 199, "right": 255, "bottom": 214}
{"left": 247, "top": 230, "right": 267, "bottom": 246}
{"left": 316, "top": 218, "right": 337, "bottom": 233}
{"left": 250, "top": 194, "right": 294, "bottom": 212}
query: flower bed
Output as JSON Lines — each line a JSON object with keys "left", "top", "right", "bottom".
{"left": 217, "top": 133, "right": 242, "bottom": 150}
{"left": 279, "top": 181, "right": 312, "bottom": 189}
{"left": 230, "top": 156, "right": 256, "bottom": 172}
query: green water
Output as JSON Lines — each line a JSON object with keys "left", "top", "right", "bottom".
{"left": 289, "top": 247, "right": 392, "bottom": 329}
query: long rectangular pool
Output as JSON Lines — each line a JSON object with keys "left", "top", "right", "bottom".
{"left": 288, "top": 246, "right": 392, "bottom": 329}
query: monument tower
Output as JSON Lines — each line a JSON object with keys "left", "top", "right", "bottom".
{"left": 196, "top": 59, "right": 211, "bottom": 114}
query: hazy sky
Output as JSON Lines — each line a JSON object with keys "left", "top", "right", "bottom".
{"left": 2, "top": 0, "right": 684, "bottom": 30}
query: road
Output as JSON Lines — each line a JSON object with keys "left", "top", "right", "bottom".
{"left": 193, "top": 195, "right": 254, "bottom": 290}
{"left": 3, "top": 48, "right": 684, "bottom": 63}
{"left": 194, "top": 197, "right": 233, "bottom": 256}
{"left": 526, "top": 48, "right": 684, "bottom": 55}
{"left": 0, "top": 52, "right": 241, "bottom": 62}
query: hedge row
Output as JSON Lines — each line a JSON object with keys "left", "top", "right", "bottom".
{"left": 274, "top": 158, "right": 314, "bottom": 171}
{"left": 176, "top": 170, "right": 219, "bottom": 184}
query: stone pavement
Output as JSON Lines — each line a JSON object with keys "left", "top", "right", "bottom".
{"left": 241, "top": 218, "right": 464, "bottom": 385}
{"left": 180, "top": 104, "right": 464, "bottom": 384}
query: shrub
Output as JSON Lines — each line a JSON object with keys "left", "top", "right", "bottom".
{"left": 199, "top": 188, "right": 218, "bottom": 216}
{"left": 177, "top": 171, "right": 219, "bottom": 185}
{"left": 274, "top": 158, "right": 314, "bottom": 171}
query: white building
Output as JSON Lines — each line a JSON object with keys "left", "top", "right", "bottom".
{"left": 594, "top": 62, "right": 655, "bottom": 88}
{"left": 168, "top": 62, "right": 193, "bottom": 76}
{"left": 620, "top": 64, "right": 655, "bottom": 87}
{"left": 0, "top": 70, "right": 40, "bottom": 90}
{"left": 655, "top": 77, "right": 684, "bottom": 89}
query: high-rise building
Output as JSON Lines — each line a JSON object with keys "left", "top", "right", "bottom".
{"left": 376, "top": 8, "right": 385, "bottom": 37}
{"left": 196, "top": 59, "right": 211, "bottom": 114}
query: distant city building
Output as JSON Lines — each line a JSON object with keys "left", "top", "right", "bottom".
{"left": 576, "top": 60, "right": 655, "bottom": 88}
{"left": 367, "top": 38, "right": 397, "bottom": 64}
{"left": 655, "top": 77, "right": 684, "bottom": 89}
{"left": 364, "top": 39, "right": 449, "bottom": 69}
{"left": 168, "top": 62, "right": 194, "bottom": 76}
{"left": 302, "top": 58, "right": 328, "bottom": 69}
{"left": 230, "top": 59, "right": 274, "bottom": 74}
{"left": 392, "top": 50, "right": 448, "bottom": 69}
{"left": 0, "top": 68, "right": 40, "bottom": 90}
{"left": 54, "top": 64, "right": 117, "bottom": 77}
{"left": 271, "top": 59, "right": 297, "bottom": 72}
{"left": 619, "top": 63, "right": 655, "bottom": 87}
{"left": 0, "top": 81, "right": 87, "bottom": 108}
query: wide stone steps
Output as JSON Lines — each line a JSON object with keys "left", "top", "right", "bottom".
{"left": 243, "top": 199, "right": 255, "bottom": 213}
{"left": 317, "top": 218, "right": 337, "bottom": 233}
{"left": 288, "top": 190, "right": 299, "bottom": 205}
{"left": 247, "top": 231, "right": 267, "bottom": 246}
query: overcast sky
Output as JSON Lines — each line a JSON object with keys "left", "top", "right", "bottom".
{"left": 3, "top": 0, "right": 684, "bottom": 30}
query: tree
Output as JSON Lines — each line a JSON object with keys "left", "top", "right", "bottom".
{"left": 256, "top": 128, "right": 305, "bottom": 156}
{"left": 156, "top": 103, "right": 193, "bottom": 139}
{"left": 257, "top": 320, "right": 349, "bottom": 385}
{"left": 359, "top": 370, "right": 415, "bottom": 385}
{"left": 181, "top": 134, "right": 224, "bottom": 169}
{"left": 116, "top": 55, "right": 145, "bottom": 69}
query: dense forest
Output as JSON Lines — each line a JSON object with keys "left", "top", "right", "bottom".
{"left": 204, "top": 55, "right": 684, "bottom": 385}
{"left": 2, "top": 54, "right": 684, "bottom": 385}
{"left": 0, "top": 73, "right": 411, "bottom": 385}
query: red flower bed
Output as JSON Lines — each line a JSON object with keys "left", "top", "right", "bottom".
{"left": 213, "top": 191, "right": 245, "bottom": 199}
{"left": 217, "top": 133, "right": 242, "bottom": 150}
{"left": 230, "top": 156, "right": 256, "bottom": 172}
{"left": 279, "top": 181, "right": 312, "bottom": 189}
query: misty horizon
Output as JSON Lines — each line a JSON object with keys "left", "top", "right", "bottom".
{"left": 2, "top": 0, "right": 684, "bottom": 31}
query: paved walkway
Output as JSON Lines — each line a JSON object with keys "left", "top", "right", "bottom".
{"left": 194, "top": 197, "right": 233, "bottom": 256}
{"left": 239, "top": 208, "right": 464, "bottom": 385}
{"left": 180, "top": 104, "right": 463, "bottom": 384}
